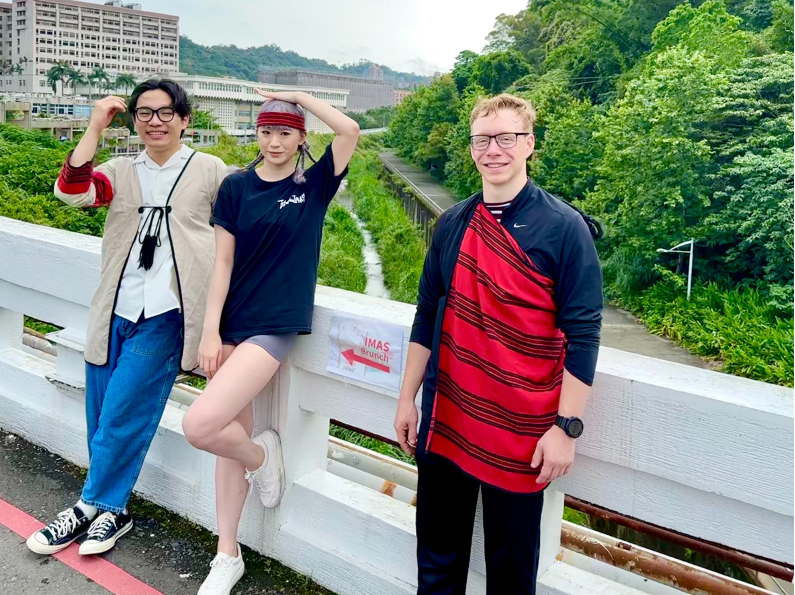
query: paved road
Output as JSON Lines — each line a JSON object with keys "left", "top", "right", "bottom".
{"left": 0, "top": 525, "right": 111, "bottom": 595}
{"left": 601, "top": 304, "right": 705, "bottom": 368}
{"left": 0, "top": 430, "right": 332, "bottom": 595}
{"left": 379, "top": 150, "right": 459, "bottom": 214}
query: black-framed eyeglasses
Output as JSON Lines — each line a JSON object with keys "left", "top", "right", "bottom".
{"left": 469, "top": 132, "right": 530, "bottom": 150}
{"left": 134, "top": 106, "right": 176, "bottom": 122}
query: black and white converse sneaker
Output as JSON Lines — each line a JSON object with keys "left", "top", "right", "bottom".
{"left": 78, "top": 510, "right": 133, "bottom": 555}
{"left": 26, "top": 506, "right": 92, "bottom": 555}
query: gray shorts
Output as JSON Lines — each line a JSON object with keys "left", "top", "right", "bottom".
{"left": 222, "top": 333, "right": 297, "bottom": 363}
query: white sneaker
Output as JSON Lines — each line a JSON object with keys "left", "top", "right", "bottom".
{"left": 245, "top": 429, "right": 285, "bottom": 509}
{"left": 197, "top": 544, "right": 245, "bottom": 595}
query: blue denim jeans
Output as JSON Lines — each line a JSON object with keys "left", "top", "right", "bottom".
{"left": 82, "top": 310, "right": 183, "bottom": 513}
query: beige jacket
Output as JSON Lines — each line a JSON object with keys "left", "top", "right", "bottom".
{"left": 54, "top": 150, "right": 228, "bottom": 371}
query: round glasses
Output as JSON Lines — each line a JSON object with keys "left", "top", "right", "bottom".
{"left": 134, "top": 107, "right": 176, "bottom": 122}
{"left": 469, "top": 132, "right": 530, "bottom": 150}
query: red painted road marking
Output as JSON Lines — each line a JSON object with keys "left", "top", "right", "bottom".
{"left": 341, "top": 348, "right": 390, "bottom": 373}
{"left": 0, "top": 497, "right": 165, "bottom": 595}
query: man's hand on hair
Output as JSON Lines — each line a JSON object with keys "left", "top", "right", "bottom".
{"left": 89, "top": 95, "right": 127, "bottom": 133}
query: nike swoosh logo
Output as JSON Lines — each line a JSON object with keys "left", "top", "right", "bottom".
{"left": 513, "top": 223, "right": 527, "bottom": 228}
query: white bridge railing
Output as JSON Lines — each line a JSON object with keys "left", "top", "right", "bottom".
{"left": 0, "top": 216, "right": 792, "bottom": 595}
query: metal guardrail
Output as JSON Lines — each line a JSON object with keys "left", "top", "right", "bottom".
{"left": 379, "top": 158, "right": 445, "bottom": 217}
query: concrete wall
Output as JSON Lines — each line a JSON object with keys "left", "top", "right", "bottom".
{"left": 0, "top": 216, "right": 791, "bottom": 595}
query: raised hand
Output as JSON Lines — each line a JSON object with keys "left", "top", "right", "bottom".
{"left": 254, "top": 88, "right": 305, "bottom": 105}
{"left": 89, "top": 95, "right": 127, "bottom": 132}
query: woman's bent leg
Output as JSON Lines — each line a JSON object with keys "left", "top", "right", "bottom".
{"left": 183, "top": 343, "right": 282, "bottom": 557}
{"left": 183, "top": 342, "right": 281, "bottom": 469}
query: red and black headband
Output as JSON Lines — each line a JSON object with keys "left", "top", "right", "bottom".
{"left": 256, "top": 110, "right": 306, "bottom": 132}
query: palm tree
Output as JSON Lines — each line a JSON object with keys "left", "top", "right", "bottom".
{"left": 87, "top": 66, "right": 109, "bottom": 100}
{"left": 101, "top": 77, "right": 116, "bottom": 94}
{"left": 46, "top": 61, "right": 70, "bottom": 94}
{"left": 114, "top": 73, "right": 136, "bottom": 95}
{"left": 10, "top": 63, "right": 21, "bottom": 75}
{"left": 64, "top": 65, "right": 86, "bottom": 95}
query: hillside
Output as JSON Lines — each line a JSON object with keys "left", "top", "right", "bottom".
{"left": 179, "top": 36, "right": 429, "bottom": 87}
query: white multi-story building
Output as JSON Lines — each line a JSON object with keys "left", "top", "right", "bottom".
{"left": 169, "top": 73, "right": 350, "bottom": 135}
{"left": 0, "top": 0, "right": 178, "bottom": 94}
{"left": 0, "top": 4, "right": 12, "bottom": 67}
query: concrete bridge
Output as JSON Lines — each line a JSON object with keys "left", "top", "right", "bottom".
{"left": 0, "top": 215, "right": 792, "bottom": 595}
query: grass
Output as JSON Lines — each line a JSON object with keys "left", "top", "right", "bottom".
{"left": 317, "top": 202, "right": 367, "bottom": 293}
{"left": 24, "top": 316, "right": 60, "bottom": 335}
{"left": 329, "top": 424, "right": 414, "bottom": 464}
{"left": 347, "top": 150, "right": 426, "bottom": 304}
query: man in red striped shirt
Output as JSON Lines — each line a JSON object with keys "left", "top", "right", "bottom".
{"left": 395, "top": 94, "right": 603, "bottom": 594}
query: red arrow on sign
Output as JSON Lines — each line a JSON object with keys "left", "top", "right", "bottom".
{"left": 342, "top": 348, "right": 390, "bottom": 373}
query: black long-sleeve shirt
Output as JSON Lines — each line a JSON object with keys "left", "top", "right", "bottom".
{"left": 410, "top": 179, "right": 603, "bottom": 387}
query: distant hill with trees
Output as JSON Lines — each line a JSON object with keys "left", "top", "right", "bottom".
{"left": 179, "top": 36, "right": 430, "bottom": 87}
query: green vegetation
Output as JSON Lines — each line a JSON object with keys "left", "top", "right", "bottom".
{"left": 348, "top": 106, "right": 396, "bottom": 130}
{"left": 0, "top": 124, "right": 368, "bottom": 341}
{"left": 621, "top": 273, "right": 794, "bottom": 386}
{"left": 190, "top": 108, "right": 221, "bottom": 130}
{"left": 318, "top": 202, "right": 367, "bottom": 293}
{"left": 0, "top": 125, "right": 108, "bottom": 236}
{"left": 199, "top": 133, "right": 259, "bottom": 166}
{"left": 45, "top": 63, "right": 135, "bottom": 97}
{"left": 329, "top": 425, "right": 412, "bottom": 464}
{"left": 348, "top": 151, "right": 427, "bottom": 304}
{"left": 179, "top": 36, "right": 429, "bottom": 86}
{"left": 386, "top": 0, "right": 794, "bottom": 386}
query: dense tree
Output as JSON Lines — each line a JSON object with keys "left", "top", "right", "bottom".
{"left": 470, "top": 50, "right": 532, "bottom": 95}
{"left": 484, "top": 11, "right": 545, "bottom": 70}
{"left": 766, "top": 0, "right": 794, "bottom": 51}
{"left": 451, "top": 50, "right": 479, "bottom": 93}
{"left": 348, "top": 105, "right": 396, "bottom": 130}
{"left": 387, "top": 75, "right": 459, "bottom": 173}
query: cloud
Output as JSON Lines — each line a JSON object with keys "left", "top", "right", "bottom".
{"left": 401, "top": 57, "right": 444, "bottom": 76}
{"left": 325, "top": 46, "right": 374, "bottom": 66}
{"left": 160, "top": 0, "right": 528, "bottom": 75}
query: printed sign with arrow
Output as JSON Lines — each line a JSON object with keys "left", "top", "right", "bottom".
{"left": 342, "top": 348, "right": 390, "bottom": 373}
{"left": 327, "top": 313, "right": 404, "bottom": 393}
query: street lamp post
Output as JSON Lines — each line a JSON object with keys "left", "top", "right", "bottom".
{"left": 657, "top": 239, "right": 695, "bottom": 300}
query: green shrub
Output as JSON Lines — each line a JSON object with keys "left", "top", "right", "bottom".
{"left": 617, "top": 271, "right": 794, "bottom": 387}
{"left": 318, "top": 202, "right": 367, "bottom": 293}
{"left": 348, "top": 151, "right": 426, "bottom": 304}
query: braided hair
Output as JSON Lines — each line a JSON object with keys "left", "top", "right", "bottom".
{"left": 244, "top": 100, "right": 316, "bottom": 183}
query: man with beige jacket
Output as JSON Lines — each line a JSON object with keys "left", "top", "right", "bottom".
{"left": 26, "top": 79, "right": 227, "bottom": 557}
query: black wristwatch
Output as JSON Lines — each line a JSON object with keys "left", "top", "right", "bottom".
{"left": 555, "top": 415, "right": 584, "bottom": 439}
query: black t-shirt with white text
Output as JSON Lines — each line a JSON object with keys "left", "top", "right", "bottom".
{"left": 210, "top": 145, "right": 347, "bottom": 340}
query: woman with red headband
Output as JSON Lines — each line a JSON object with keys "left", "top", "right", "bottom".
{"left": 182, "top": 89, "right": 359, "bottom": 595}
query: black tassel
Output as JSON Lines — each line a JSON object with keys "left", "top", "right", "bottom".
{"left": 137, "top": 206, "right": 165, "bottom": 271}
{"left": 138, "top": 233, "right": 158, "bottom": 270}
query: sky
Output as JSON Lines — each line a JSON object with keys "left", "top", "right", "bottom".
{"left": 152, "top": 0, "right": 529, "bottom": 76}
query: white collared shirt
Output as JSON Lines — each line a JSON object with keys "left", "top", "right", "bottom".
{"left": 114, "top": 144, "right": 194, "bottom": 322}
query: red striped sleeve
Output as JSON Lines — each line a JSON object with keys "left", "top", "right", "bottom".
{"left": 56, "top": 154, "right": 114, "bottom": 207}
{"left": 90, "top": 171, "right": 113, "bottom": 207}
